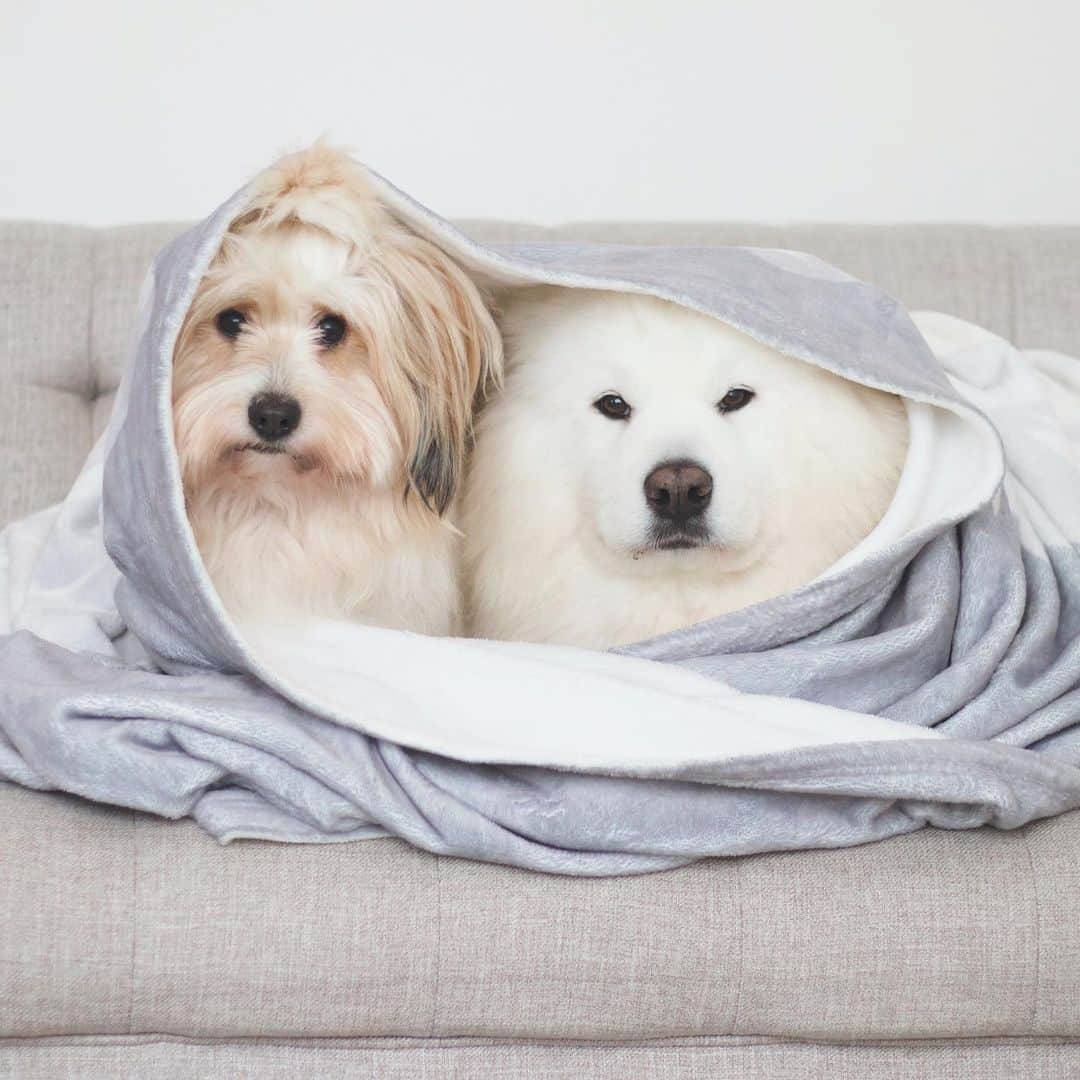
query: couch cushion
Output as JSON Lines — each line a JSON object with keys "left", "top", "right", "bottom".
{"left": 2, "top": 782, "right": 1077, "bottom": 1042}
{"left": 0, "top": 223, "right": 95, "bottom": 524}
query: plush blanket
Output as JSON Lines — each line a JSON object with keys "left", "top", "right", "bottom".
{"left": 2, "top": 171, "right": 1080, "bottom": 875}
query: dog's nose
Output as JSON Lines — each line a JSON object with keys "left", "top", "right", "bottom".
{"left": 644, "top": 461, "right": 713, "bottom": 521}
{"left": 248, "top": 393, "right": 301, "bottom": 441}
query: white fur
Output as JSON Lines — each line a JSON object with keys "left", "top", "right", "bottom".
{"left": 463, "top": 289, "right": 909, "bottom": 649}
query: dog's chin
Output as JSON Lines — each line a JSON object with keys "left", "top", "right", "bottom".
{"left": 229, "top": 442, "right": 321, "bottom": 475}
{"left": 217, "top": 441, "right": 386, "bottom": 493}
{"left": 236, "top": 442, "right": 286, "bottom": 456}
{"left": 649, "top": 534, "right": 709, "bottom": 553}
{"left": 645, "top": 520, "right": 713, "bottom": 554}
{"left": 608, "top": 522, "right": 762, "bottom": 576}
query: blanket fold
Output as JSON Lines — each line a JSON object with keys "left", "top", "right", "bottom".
{"left": 2, "top": 167, "right": 1079, "bottom": 875}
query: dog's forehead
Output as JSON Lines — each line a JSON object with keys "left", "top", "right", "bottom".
{"left": 227, "top": 226, "right": 353, "bottom": 292}
{"left": 528, "top": 293, "right": 785, "bottom": 395}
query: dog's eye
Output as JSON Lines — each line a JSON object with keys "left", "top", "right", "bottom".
{"left": 215, "top": 308, "right": 246, "bottom": 340}
{"left": 594, "top": 393, "right": 632, "bottom": 421}
{"left": 718, "top": 386, "right": 755, "bottom": 414}
{"left": 316, "top": 314, "right": 347, "bottom": 348}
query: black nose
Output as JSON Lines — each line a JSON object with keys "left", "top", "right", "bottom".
{"left": 644, "top": 460, "right": 713, "bottom": 521}
{"left": 248, "top": 393, "right": 301, "bottom": 441}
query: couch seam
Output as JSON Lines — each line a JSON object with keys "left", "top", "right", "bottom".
{"left": 429, "top": 854, "right": 443, "bottom": 1038}
{"left": 86, "top": 227, "right": 97, "bottom": 402}
{"left": 126, "top": 813, "right": 139, "bottom": 1035}
{"left": 1020, "top": 827, "right": 1043, "bottom": 1036}
{"left": 5, "top": 1035, "right": 1080, "bottom": 1051}
{"left": 1008, "top": 245, "right": 1018, "bottom": 347}
{"left": 5, "top": 1034, "right": 1080, "bottom": 1054}
{"left": 731, "top": 858, "right": 745, "bottom": 1037}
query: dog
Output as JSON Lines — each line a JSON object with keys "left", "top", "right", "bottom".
{"left": 462, "top": 288, "right": 908, "bottom": 649}
{"left": 173, "top": 144, "right": 501, "bottom": 634}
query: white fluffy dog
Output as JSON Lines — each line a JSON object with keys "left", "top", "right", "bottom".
{"left": 173, "top": 145, "right": 501, "bottom": 634}
{"left": 463, "top": 288, "right": 908, "bottom": 649}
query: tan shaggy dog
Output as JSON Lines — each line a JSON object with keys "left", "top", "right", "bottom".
{"left": 173, "top": 144, "right": 501, "bottom": 634}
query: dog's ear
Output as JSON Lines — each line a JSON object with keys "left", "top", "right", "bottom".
{"left": 371, "top": 233, "right": 502, "bottom": 514}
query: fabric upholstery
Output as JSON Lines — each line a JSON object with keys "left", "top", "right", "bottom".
{"left": 2, "top": 1036, "right": 1079, "bottom": 1079}
{"left": 2, "top": 219, "right": 1080, "bottom": 1070}
{"left": 2, "top": 783, "right": 1078, "bottom": 1042}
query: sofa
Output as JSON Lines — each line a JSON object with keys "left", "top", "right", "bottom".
{"left": 2, "top": 219, "right": 1079, "bottom": 1079}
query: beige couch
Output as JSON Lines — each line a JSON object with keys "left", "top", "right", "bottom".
{"left": 2, "top": 220, "right": 1079, "bottom": 1078}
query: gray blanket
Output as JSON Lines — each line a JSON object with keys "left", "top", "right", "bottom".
{"left": 2, "top": 170, "right": 1079, "bottom": 875}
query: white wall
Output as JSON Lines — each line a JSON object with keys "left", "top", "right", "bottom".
{"left": 2, "top": 0, "right": 1078, "bottom": 225}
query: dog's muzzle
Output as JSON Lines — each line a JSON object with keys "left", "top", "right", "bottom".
{"left": 644, "top": 459, "right": 713, "bottom": 550}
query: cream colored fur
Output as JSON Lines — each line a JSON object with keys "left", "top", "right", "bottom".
{"left": 173, "top": 144, "right": 500, "bottom": 633}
